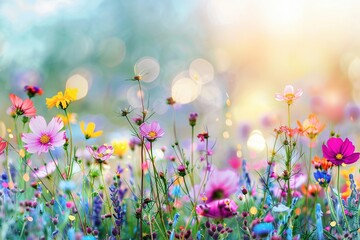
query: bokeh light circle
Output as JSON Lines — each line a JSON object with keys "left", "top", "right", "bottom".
{"left": 134, "top": 57, "right": 160, "bottom": 82}
{"left": 247, "top": 130, "right": 266, "bottom": 152}
{"left": 66, "top": 74, "right": 89, "bottom": 100}
{"left": 189, "top": 58, "right": 214, "bottom": 84}
{"left": 171, "top": 77, "right": 201, "bottom": 104}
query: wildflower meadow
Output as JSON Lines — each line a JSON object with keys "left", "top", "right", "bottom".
{"left": 1, "top": 79, "right": 360, "bottom": 240}
{"left": 3, "top": 1, "right": 360, "bottom": 240}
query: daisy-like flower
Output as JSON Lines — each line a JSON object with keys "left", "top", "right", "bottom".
{"left": 46, "top": 88, "right": 78, "bottom": 110}
{"left": 87, "top": 144, "right": 114, "bottom": 163}
{"left": 24, "top": 85, "right": 43, "bottom": 98}
{"left": 275, "top": 85, "right": 303, "bottom": 105}
{"left": 0, "top": 138, "right": 7, "bottom": 155}
{"left": 322, "top": 137, "right": 360, "bottom": 166}
{"left": 297, "top": 114, "right": 325, "bottom": 141}
{"left": 32, "top": 161, "right": 58, "bottom": 178}
{"left": 9, "top": 94, "right": 36, "bottom": 117}
{"left": 112, "top": 140, "right": 128, "bottom": 158}
{"left": 139, "top": 121, "right": 164, "bottom": 142}
{"left": 196, "top": 198, "right": 238, "bottom": 218}
{"left": 22, "top": 116, "right": 66, "bottom": 155}
{"left": 80, "top": 121, "right": 103, "bottom": 140}
{"left": 205, "top": 169, "right": 238, "bottom": 202}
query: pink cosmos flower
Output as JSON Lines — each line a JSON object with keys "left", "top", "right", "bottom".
{"left": 205, "top": 169, "right": 238, "bottom": 202}
{"left": 275, "top": 85, "right": 303, "bottom": 105}
{"left": 196, "top": 198, "right": 238, "bottom": 218}
{"left": 9, "top": 93, "right": 36, "bottom": 117}
{"left": 87, "top": 144, "right": 114, "bottom": 163}
{"left": 0, "top": 138, "right": 7, "bottom": 155}
{"left": 22, "top": 116, "right": 66, "bottom": 155}
{"left": 32, "top": 160, "right": 58, "bottom": 178}
{"left": 322, "top": 137, "right": 360, "bottom": 166}
{"left": 139, "top": 121, "right": 164, "bottom": 142}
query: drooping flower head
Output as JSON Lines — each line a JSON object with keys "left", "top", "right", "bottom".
{"left": 322, "top": 137, "right": 360, "bottom": 166}
{"left": 46, "top": 88, "right": 78, "bottom": 110}
{"left": 87, "top": 144, "right": 114, "bottom": 163}
{"left": 205, "top": 169, "right": 238, "bottom": 203}
{"left": 0, "top": 138, "right": 7, "bottom": 155}
{"left": 22, "top": 116, "right": 66, "bottom": 155}
{"left": 297, "top": 114, "right": 325, "bottom": 141}
{"left": 275, "top": 85, "right": 303, "bottom": 105}
{"left": 9, "top": 94, "right": 36, "bottom": 117}
{"left": 196, "top": 198, "right": 238, "bottom": 219}
{"left": 24, "top": 85, "right": 43, "bottom": 98}
{"left": 112, "top": 140, "right": 128, "bottom": 158}
{"left": 80, "top": 121, "right": 103, "bottom": 140}
{"left": 139, "top": 121, "right": 164, "bottom": 142}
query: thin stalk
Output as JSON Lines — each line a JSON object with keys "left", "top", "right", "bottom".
{"left": 337, "top": 165, "right": 350, "bottom": 231}
{"left": 100, "top": 164, "right": 115, "bottom": 224}
{"left": 149, "top": 142, "right": 167, "bottom": 234}
{"left": 325, "top": 187, "right": 342, "bottom": 234}
{"left": 69, "top": 192, "right": 86, "bottom": 233}
{"left": 65, "top": 109, "right": 74, "bottom": 179}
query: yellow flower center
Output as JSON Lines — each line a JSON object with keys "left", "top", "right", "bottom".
{"left": 40, "top": 134, "right": 50, "bottom": 144}
{"left": 336, "top": 153, "right": 343, "bottom": 160}
{"left": 148, "top": 131, "right": 157, "bottom": 138}
{"left": 285, "top": 93, "right": 295, "bottom": 105}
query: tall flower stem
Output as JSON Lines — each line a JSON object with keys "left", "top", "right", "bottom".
{"left": 64, "top": 109, "right": 74, "bottom": 179}
{"left": 325, "top": 187, "right": 342, "bottom": 234}
{"left": 337, "top": 166, "right": 350, "bottom": 231}
{"left": 137, "top": 79, "right": 146, "bottom": 237}
{"left": 100, "top": 164, "right": 115, "bottom": 227}
{"left": 304, "top": 144, "right": 312, "bottom": 217}
{"left": 287, "top": 104, "right": 291, "bottom": 128}
{"left": 149, "top": 142, "right": 167, "bottom": 235}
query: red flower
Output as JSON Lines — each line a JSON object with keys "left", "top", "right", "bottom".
{"left": 9, "top": 94, "right": 36, "bottom": 117}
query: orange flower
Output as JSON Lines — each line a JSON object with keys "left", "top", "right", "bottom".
{"left": 301, "top": 184, "right": 321, "bottom": 197}
{"left": 297, "top": 114, "right": 325, "bottom": 141}
{"left": 311, "top": 156, "right": 333, "bottom": 171}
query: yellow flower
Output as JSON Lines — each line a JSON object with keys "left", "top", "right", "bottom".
{"left": 46, "top": 88, "right": 78, "bottom": 110}
{"left": 112, "top": 140, "right": 128, "bottom": 158}
{"left": 80, "top": 121, "right": 103, "bottom": 140}
{"left": 57, "top": 113, "right": 77, "bottom": 125}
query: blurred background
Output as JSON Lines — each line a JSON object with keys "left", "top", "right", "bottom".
{"left": 1, "top": 0, "right": 360, "bottom": 167}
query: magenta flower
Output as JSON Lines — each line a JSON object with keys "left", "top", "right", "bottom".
{"left": 196, "top": 198, "right": 238, "bottom": 218}
{"left": 22, "top": 116, "right": 66, "bottom": 155}
{"left": 275, "top": 85, "right": 303, "bottom": 105}
{"left": 322, "top": 137, "right": 360, "bottom": 166}
{"left": 87, "top": 144, "right": 114, "bottom": 163}
{"left": 139, "top": 121, "right": 164, "bottom": 142}
{"left": 205, "top": 169, "right": 238, "bottom": 202}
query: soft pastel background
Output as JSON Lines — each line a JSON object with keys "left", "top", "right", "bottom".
{"left": 1, "top": 0, "right": 360, "bottom": 168}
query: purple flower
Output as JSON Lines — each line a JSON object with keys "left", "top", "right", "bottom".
{"left": 205, "top": 169, "right": 238, "bottom": 202}
{"left": 322, "top": 137, "right": 360, "bottom": 166}
{"left": 139, "top": 121, "right": 164, "bottom": 142}
{"left": 87, "top": 144, "right": 114, "bottom": 162}
{"left": 22, "top": 116, "right": 66, "bottom": 155}
{"left": 196, "top": 199, "right": 238, "bottom": 218}
{"left": 189, "top": 112, "right": 198, "bottom": 126}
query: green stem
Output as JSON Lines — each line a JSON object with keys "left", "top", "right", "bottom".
{"left": 337, "top": 165, "right": 350, "bottom": 231}
{"left": 100, "top": 164, "right": 115, "bottom": 228}
{"left": 325, "top": 187, "right": 342, "bottom": 234}
{"left": 64, "top": 109, "right": 73, "bottom": 179}
{"left": 149, "top": 142, "right": 167, "bottom": 234}
{"left": 287, "top": 104, "right": 291, "bottom": 128}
